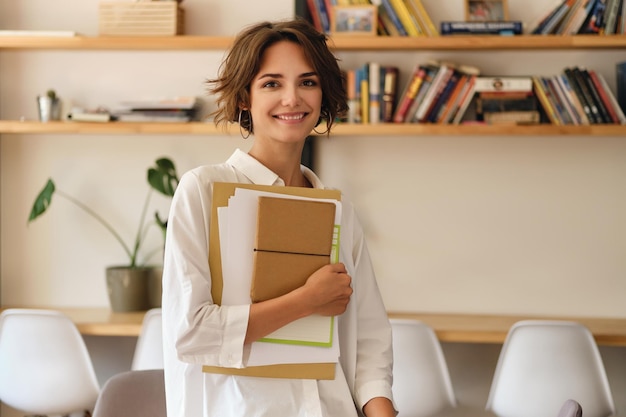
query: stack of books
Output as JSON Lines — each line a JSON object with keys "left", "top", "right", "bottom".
{"left": 113, "top": 96, "right": 200, "bottom": 122}
{"left": 532, "top": 66, "right": 626, "bottom": 125}
{"left": 345, "top": 63, "right": 399, "bottom": 123}
{"left": 474, "top": 77, "right": 539, "bottom": 124}
{"left": 529, "top": 0, "right": 625, "bottom": 35}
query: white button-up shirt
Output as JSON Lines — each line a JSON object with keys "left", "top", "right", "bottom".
{"left": 162, "top": 149, "right": 394, "bottom": 417}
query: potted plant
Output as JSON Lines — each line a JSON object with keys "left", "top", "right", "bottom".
{"left": 28, "top": 157, "right": 179, "bottom": 311}
{"left": 37, "top": 89, "right": 62, "bottom": 122}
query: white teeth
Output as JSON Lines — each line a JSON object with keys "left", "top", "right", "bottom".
{"left": 277, "top": 114, "right": 304, "bottom": 120}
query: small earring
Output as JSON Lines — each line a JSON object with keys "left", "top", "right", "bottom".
{"left": 238, "top": 110, "right": 251, "bottom": 140}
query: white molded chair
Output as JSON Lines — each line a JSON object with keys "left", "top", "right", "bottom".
{"left": 0, "top": 308, "right": 100, "bottom": 416}
{"left": 131, "top": 308, "right": 164, "bottom": 370}
{"left": 391, "top": 318, "right": 457, "bottom": 417}
{"left": 92, "top": 369, "right": 166, "bottom": 417}
{"left": 486, "top": 320, "right": 615, "bottom": 417}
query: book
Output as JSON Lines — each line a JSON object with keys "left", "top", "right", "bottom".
{"left": 118, "top": 96, "right": 198, "bottom": 110}
{"left": 603, "top": 0, "right": 621, "bottom": 33}
{"left": 578, "top": 67, "right": 612, "bottom": 123}
{"left": 549, "top": 75, "right": 579, "bottom": 124}
{"left": 587, "top": 69, "right": 621, "bottom": 123}
{"left": 556, "top": 74, "right": 589, "bottom": 124}
{"left": 359, "top": 63, "right": 370, "bottom": 124}
{"left": 562, "top": 68, "right": 595, "bottom": 123}
{"left": 542, "top": 76, "right": 570, "bottom": 124}
{"left": 251, "top": 196, "right": 336, "bottom": 303}
{"left": 483, "top": 111, "right": 540, "bottom": 124}
{"left": 393, "top": 63, "right": 430, "bottom": 123}
{"left": 529, "top": 0, "right": 568, "bottom": 34}
{"left": 437, "top": 74, "right": 470, "bottom": 124}
{"left": 369, "top": 62, "right": 381, "bottom": 124}
{"left": 306, "top": 0, "right": 324, "bottom": 32}
{"left": 406, "top": 0, "right": 439, "bottom": 36}
{"left": 67, "top": 110, "right": 112, "bottom": 123}
{"left": 592, "top": 69, "right": 626, "bottom": 124}
{"left": 474, "top": 77, "right": 533, "bottom": 93}
{"left": 532, "top": 76, "right": 561, "bottom": 124}
{"left": 554, "top": 0, "right": 586, "bottom": 33}
{"left": 388, "top": 0, "right": 422, "bottom": 36}
{"left": 617, "top": 61, "right": 626, "bottom": 114}
{"left": 382, "top": 66, "right": 399, "bottom": 122}
{"left": 441, "top": 21, "right": 523, "bottom": 35}
{"left": 425, "top": 68, "right": 462, "bottom": 123}
{"left": 413, "top": 63, "right": 456, "bottom": 122}
{"left": 380, "top": 0, "right": 409, "bottom": 35}
{"left": 346, "top": 69, "right": 359, "bottom": 124}
{"left": 406, "top": 63, "right": 440, "bottom": 122}
{"left": 579, "top": 0, "right": 607, "bottom": 33}
{"left": 559, "top": 0, "right": 597, "bottom": 34}
{"left": 539, "top": 0, "right": 579, "bottom": 34}
{"left": 401, "top": 0, "right": 425, "bottom": 35}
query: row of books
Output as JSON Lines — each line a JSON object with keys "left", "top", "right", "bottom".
{"left": 305, "top": 0, "right": 439, "bottom": 36}
{"left": 530, "top": 0, "right": 626, "bottom": 35}
{"left": 346, "top": 60, "right": 492, "bottom": 125}
{"left": 533, "top": 67, "right": 626, "bottom": 125}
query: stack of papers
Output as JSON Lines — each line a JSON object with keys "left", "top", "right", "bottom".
{"left": 203, "top": 182, "right": 343, "bottom": 379}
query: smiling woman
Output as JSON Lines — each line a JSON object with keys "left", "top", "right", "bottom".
{"left": 160, "top": 17, "right": 396, "bottom": 417}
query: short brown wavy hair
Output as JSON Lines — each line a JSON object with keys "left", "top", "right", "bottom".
{"left": 206, "top": 18, "right": 348, "bottom": 136}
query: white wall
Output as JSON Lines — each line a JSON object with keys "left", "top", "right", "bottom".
{"left": 1, "top": 1, "right": 625, "bottom": 416}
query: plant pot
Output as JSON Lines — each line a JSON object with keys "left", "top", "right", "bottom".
{"left": 147, "top": 266, "right": 163, "bottom": 308}
{"left": 106, "top": 266, "right": 153, "bottom": 312}
{"left": 37, "top": 96, "right": 61, "bottom": 122}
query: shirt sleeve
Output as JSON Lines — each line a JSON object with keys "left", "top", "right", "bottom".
{"left": 161, "top": 170, "right": 250, "bottom": 368}
{"left": 347, "top": 203, "right": 396, "bottom": 411}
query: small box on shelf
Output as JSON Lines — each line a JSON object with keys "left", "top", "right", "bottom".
{"left": 98, "top": 1, "right": 184, "bottom": 36}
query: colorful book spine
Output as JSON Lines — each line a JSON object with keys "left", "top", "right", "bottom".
{"left": 406, "top": 0, "right": 439, "bottom": 36}
{"left": 532, "top": 76, "right": 561, "bottom": 125}
{"left": 388, "top": 0, "right": 421, "bottom": 36}
{"left": 452, "top": 75, "right": 477, "bottom": 125}
{"left": 393, "top": 64, "right": 427, "bottom": 122}
{"left": 369, "top": 62, "right": 381, "bottom": 124}
{"left": 587, "top": 69, "right": 620, "bottom": 123}
{"left": 380, "top": 0, "right": 409, "bottom": 36}
{"left": 382, "top": 67, "right": 399, "bottom": 123}
{"left": 617, "top": 61, "right": 626, "bottom": 114}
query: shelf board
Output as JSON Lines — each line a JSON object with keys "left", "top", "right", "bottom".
{"left": 1, "top": 34, "right": 625, "bottom": 51}
{"left": 1, "top": 120, "right": 625, "bottom": 136}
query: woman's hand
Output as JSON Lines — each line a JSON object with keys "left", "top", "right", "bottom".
{"left": 299, "top": 263, "right": 353, "bottom": 316}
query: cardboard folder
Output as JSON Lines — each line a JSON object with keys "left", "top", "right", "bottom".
{"left": 203, "top": 182, "right": 341, "bottom": 380}
{"left": 251, "top": 196, "right": 336, "bottom": 303}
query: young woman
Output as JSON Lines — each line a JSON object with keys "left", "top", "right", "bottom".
{"left": 161, "top": 18, "right": 396, "bottom": 417}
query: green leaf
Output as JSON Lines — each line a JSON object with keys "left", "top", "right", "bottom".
{"left": 28, "top": 179, "right": 56, "bottom": 222}
{"left": 147, "top": 157, "right": 179, "bottom": 197}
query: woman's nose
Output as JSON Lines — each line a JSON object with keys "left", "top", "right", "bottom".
{"left": 281, "top": 85, "right": 300, "bottom": 106}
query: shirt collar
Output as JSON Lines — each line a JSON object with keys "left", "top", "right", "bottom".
{"left": 226, "top": 149, "right": 325, "bottom": 189}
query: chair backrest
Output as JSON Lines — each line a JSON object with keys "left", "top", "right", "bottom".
{"left": 390, "top": 318, "right": 457, "bottom": 417}
{"left": 131, "top": 308, "right": 164, "bottom": 370}
{"left": 92, "top": 369, "right": 166, "bottom": 417}
{"left": 0, "top": 308, "right": 100, "bottom": 416}
{"left": 486, "top": 320, "right": 615, "bottom": 417}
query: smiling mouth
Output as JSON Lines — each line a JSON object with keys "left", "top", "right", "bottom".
{"left": 275, "top": 113, "right": 307, "bottom": 121}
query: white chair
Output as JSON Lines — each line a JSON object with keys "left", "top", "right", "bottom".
{"left": 486, "top": 320, "right": 615, "bottom": 417}
{"left": 131, "top": 308, "right": 164, "bottom": 370}
{"left": 0, "top": 308, "right": 100, "bottom": 416}
{"left": 390, "top": 318, "right": 457, "bottom": 417}
{"left": 92, "top": 369, "right": 166, "bottom": 417}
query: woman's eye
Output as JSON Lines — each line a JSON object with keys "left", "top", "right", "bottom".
{"left": 302, "top": 79, "right": 318, "bottom": 87}
{"left": 263, "top": 81, "right": 279, "bottom": 88}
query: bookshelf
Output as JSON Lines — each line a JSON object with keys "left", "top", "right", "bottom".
{"left": 0, "top": 35, "right": 625, "bottom": 136}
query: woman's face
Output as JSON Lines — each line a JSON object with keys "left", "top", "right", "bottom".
{"left": 247, "top": 40, "right": 322, "bottom": 145}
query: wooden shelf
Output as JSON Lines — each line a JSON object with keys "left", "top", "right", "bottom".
{"left": 0, "top": 34, "right": 625, "bottom": 51}
{"left": 3, "top": 307, "right": 624, "bottom": 345}
{"left": 1, "top": 120, "right": 625, "bottom": 136}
